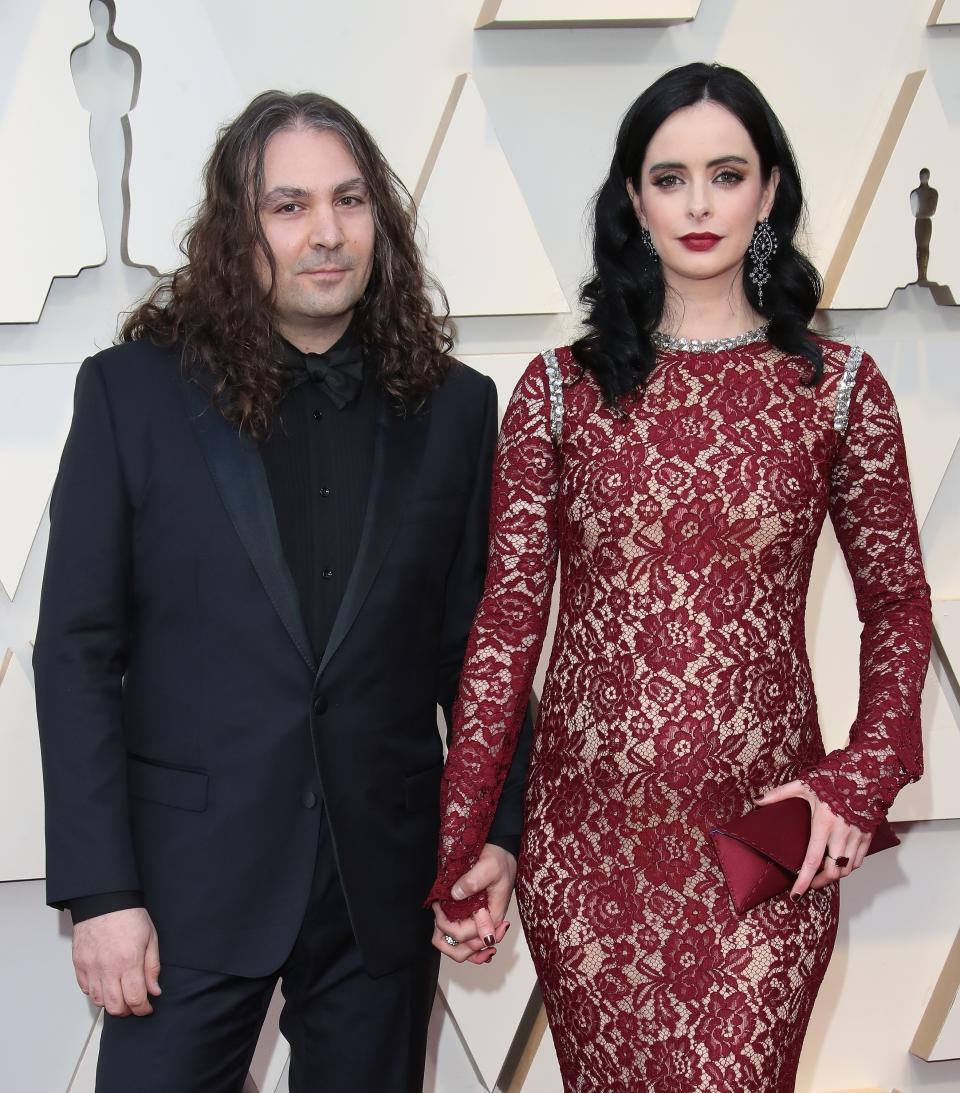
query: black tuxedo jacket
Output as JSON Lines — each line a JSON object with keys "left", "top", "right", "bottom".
{"left": 34, "top": 339, "right": 530, "bottom": 978}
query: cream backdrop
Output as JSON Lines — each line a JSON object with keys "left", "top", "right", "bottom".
{"left": 1, "top": 1, "right": 958, "bottom": 1091}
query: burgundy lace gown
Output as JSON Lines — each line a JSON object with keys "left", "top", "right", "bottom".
{"left": 428, "top": 334, "right": 931, "bottom": 1092}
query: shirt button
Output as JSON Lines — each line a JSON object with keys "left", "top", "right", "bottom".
{"left": 313, "top": 696, "right": 327, "bottom": 715}
{"left": 321, "top": 568, "right": 334, "bottom": 579}
{"left": 319, "top": 487, "right": 331, "bottom": 497}
{"left": 301, "top": 790, "right": 317, "bottom": 809}
{"left": 313, "top": 409, "right": 323, "bottom": 422}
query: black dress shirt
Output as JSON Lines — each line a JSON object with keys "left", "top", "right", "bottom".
{"left": 261, "top": 327, "right": 378, "bottom": 661}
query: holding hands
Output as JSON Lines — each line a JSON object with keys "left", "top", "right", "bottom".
{"left": 432, "top": 843, "right": 516, "bottom": 965}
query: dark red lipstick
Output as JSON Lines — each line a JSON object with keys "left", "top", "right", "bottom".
{"left": 680, "top": 232, "right": 722, "bottom": 252}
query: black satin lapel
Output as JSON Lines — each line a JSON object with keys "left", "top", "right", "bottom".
{"left": 184, "top": 382, "right": 316, "bottom": 672}
{"left": 318, "top": 394, "right": 429, "bottom": 675}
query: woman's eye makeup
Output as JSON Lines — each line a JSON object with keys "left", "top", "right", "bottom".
{"left": 714, "top": 169, "right": 744, "bottom": 185}
{"left": 649, "top": 165, "right": 748, "bottom": 189}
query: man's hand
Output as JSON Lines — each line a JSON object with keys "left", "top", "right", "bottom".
{"left": 73, "top": 908, "right": 162, "bottom": 1017}
{"left": 432, "top": 843, "right": 517, "bottom": 964}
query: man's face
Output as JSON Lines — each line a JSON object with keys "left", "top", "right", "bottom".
{"left": 255, "top": 126, "right": 376, "bottom": 345}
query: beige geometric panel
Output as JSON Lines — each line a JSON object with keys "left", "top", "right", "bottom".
{"left": 247, "top": 984, "right": 289, "bottom": 1093}
{"left": 67, "top": 1011, "right": 103, "bottom": 1093}
{"left": 929, "top": 0, "right": 960, "bottom": 25}
{"left": 458, "top": 353, "right": 532, "bottom": 423}
{"left": 884, "top": 344, "right": 960, "bottom": 531}
{"left": 416, "top": 77, "right": 568, "bottom": 318}
{"left": 112, "top": 1, "right": 474, "bottom": 276}
{"left": 112, "top": 1, "right": 239, "bottom": 273}
{"left": 425, "top": 990, "right": 488, "bottom": 1092}
{"left": 923, "top": 437, "right": 960, "bottom": 603}
{"left": 476, "top": 0, "right": 700, "bottom": 27}
{"left": 912, "top": 929, "right": 960, "bottom": 1061}
{"left": 269, "top": 1059, "right": 291, "bottom": 1093}
{"left": 517, "top": 1012, "right": 563, "bottom": 1092}
{"left": 0, "top": 879, "right": 100, "bottom": 1091}
{"left": 934, "top": 600, "right": 960, "bottom": 694}
{"left": 0, "top": 362, "right": 81, "bottom": 598}
{"left": 714, "top": 2, "right": 932, "bottom": 280}
{"left": 798, "top": 819, "right": 960, "bottom": 1091}
{"left": 0, "top": 650, "right": 45, "bottom": 880}
{"left": 0, "top": 3, "right": 106, "bottom": 322}
{"left": 439, "top": 894, "right": 539, "bottom": 1089}
{"left": 823, "top": 72, "right": 960, "bottom": 309}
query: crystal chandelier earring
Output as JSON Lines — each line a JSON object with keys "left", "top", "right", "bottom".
{"left": 748, "top": 218, "right": 777, "bottom": 307}
{"left": 640, "top": 226, "right": 659, "bottom": 263}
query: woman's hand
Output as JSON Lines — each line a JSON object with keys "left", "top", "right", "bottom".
{"left": 431, "top": 843, "right": 516, "bottom": 964}
{"left": 755, "top": 781, "right": 873, "bottom": 899}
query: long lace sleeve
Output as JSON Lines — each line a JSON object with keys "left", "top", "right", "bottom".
{"left": 803, "top": 350, "right": 932, "bottom": 832}
{"left": 427, "top": 354, "right": 561, "bottom": 920}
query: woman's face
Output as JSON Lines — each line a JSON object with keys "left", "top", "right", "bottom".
{"left": 627, "top": 99, "right": 779, "bottom": 293}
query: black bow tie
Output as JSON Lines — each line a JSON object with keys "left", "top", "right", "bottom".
{"left": 282, "top": 340, "right": 365, "bottom": 409}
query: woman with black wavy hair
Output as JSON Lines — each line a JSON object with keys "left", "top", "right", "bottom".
{"left": 429, "top": 63, "right": 930, "bottom": 1090}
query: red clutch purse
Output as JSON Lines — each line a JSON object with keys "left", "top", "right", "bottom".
{"left": 708, "top": 797, "right": 900, "bottom": 914}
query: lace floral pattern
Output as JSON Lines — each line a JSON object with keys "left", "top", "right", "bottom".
{"left": 428, "top": 338, "right": 930, "bottom": 1091}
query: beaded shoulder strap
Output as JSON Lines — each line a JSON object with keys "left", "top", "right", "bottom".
{"left": 541, "top": 348, "right": 564, "bottom": 446}
{"left": 833, "top": 344, "right": 863, "bottom": 433}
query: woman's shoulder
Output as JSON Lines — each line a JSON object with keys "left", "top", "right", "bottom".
{"left": 808, "top": 333, "right": 877, "bottom": 377}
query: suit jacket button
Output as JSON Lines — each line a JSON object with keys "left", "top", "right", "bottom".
{"left": 302, "top": 791, "right": 317, "bottom": 809}
{"left": 313, "top": 696, "right": 327, "bottom": 715}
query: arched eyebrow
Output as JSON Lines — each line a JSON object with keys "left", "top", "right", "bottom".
{"left": 648, "top": 155, "right": 750, "bottom": 174}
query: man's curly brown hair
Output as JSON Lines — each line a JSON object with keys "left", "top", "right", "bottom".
{"left": 120, "top": 91, "right": 455, "bottom": 440}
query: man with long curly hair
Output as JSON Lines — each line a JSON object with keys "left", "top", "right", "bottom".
{"left": 35, "top": 91, "right": 528, "bottom": 1093}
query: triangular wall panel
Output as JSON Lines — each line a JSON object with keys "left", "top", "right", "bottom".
{"left": 476, "top": 0, "right": 701, "bottom": 27}
{"left": 416, "top": 77, "right": 568, "bottom": 318}
{"left": 0, "top": 362, "right": 81, "bottom": 598}
{"left": 922, "top": 437, "right": 960, "bottom": 603}
{"left": 458, "top": 353, "right": 533, "bottom": 423}
{"left": 0, "top": 650, "right": 45, "bottom": 879}
{"left": 912, "top": 929, "right": 960, "bottom": 1061}
{"left": 929, "top": 0, "right": 960, "bottom": 25}
{"left": 247, "top": 984, "right": 290, "bottom": 1093}
{"left": 66, "top": 1010, "right": 103, "bottom": 1093}
{"left": 438, "top": 895, "right": 539, "bottom": 1090}
{"left": 934, "top": 600, "right": 960, "bottom": 698}
{"left": 0, "top": 3, "right": 106, "bottom": 321}
{"left": 823, "top": 72, "right": 960, "bottom": 309}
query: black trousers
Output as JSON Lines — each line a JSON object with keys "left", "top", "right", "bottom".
{"left": 96, "top": 816, "right": 440, "bottom": 1093}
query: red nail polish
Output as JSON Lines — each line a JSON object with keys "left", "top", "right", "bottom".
{"left": 483, "top": 934, "right": 496, "bottom": 947}
{"left": 790, "top": 892, "right": 801, "bottom": 902}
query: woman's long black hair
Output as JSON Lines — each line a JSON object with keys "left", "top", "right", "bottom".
{"left": 573, "top": 62, "right": 824, "bottom": 404}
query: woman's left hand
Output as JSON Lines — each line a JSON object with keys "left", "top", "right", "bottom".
{"left": 755, "top": 781, "right": 873, "bottom": 899}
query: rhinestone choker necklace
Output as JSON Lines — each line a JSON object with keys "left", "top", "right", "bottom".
{"left": 651, "top": 323, "right": 770, "bottom": 354}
